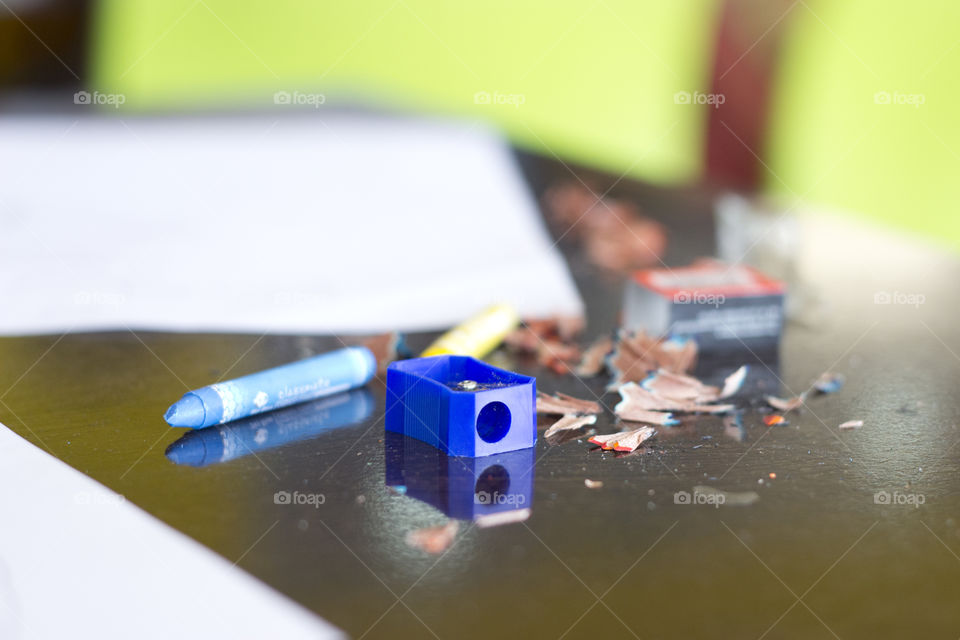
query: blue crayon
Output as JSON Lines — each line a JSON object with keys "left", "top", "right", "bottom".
{"left": 165, "top": 388, "right": 374, "bottom": 466}
{"left": 164, "top": 346, "right": 376, "bottom": 428}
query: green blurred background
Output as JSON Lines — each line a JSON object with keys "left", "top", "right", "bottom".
{"left": 2, "top": 0, "right": 959, "bottom": 247}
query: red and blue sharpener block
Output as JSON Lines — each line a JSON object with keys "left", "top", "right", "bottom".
{"left": 385, "top": 355, "right": 536, "bottom": 456}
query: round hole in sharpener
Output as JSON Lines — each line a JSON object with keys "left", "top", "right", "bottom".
{"left": 476, "top": 401, "right": 511, "bottom": 443}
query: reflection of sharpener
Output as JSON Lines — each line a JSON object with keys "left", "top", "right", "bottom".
{"left": 385, "top": 431, "right": 534, "bottom": 523}
{"left": 385, "top": 355, "right": 536, "bottom": 456}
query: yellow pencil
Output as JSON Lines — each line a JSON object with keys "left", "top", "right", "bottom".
{"left": 421, "top": 304, "right": 520, "bottom": 359}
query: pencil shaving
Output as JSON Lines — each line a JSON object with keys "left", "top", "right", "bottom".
{"left": 361, "top": 332, "right": 406, "bottom": 375}
{"left": 723, "top": 412, "right": 746, "bottom": 442}
{"left": 475, "top": 508, "right": 531, "bottom": 528}
{"left": 503, "top": 326, "right": 539, "bottom": 353}
{"left": 505, "top": 316, "right": 585, "bottom": 374}
{"left": 536, "top": 391, "right": 601, "bottom": 416}
{"left": 505, "top": 316, "right": 584, "bottom": 349}
{"left": 556, "top": 392, "right": 601, "bottom": 413}
{"left": 575, "top": 334, "right": 613, "bottom": 377}
{"left": 584, "top": 215, "right": 667, "bottom": 272}
{"left": 589, "top": 426, "right": 656, "bottom": 451}
{"left": 611, "top": 426, "right": 657, "bottom": 452}
{"left": 814, "top": 371, "right": 845, "bottom": 394}
{"left": 607, "top": 329, "right": 698, "bottom": 388}
{"left": 616, "top": 382, "right": 734, "bottom": 415}
{"left": 719, "top": 365, "right": 749, "bottom": 399}
{"left": 588, "top": 430, "right": 631, "bottom": 450}
{"left": 765, "top": 394, "right": 806, "bottom": 412}
{"left": 764, "top": 371, "right": 844, "bottom": 412}
{"left": 615, "top": 407, "right": 679, "bottom": 425}
{"left": 405, "top": 521, "right": 459, "bottom": 554}
{"left": 641, "top": 365, "right": 747, "bottom": 404}
{"left": 544, "top": 413, "right": 597, "bottom": 438}
{"left": 538, "top": 339, "right": 582, "bottom": 375}
{"left": 642, "top": 369, "right": 718, "bottom": 401}
{"left": 542, "top": 181, "right": 666, "bottom": 273}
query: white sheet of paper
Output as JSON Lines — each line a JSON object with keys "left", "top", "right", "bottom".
{"left": 0, "top": 114, "right": 582, "bottom": 336}
{"left": 0, "top": 422, "right": 343, "bottom": 639}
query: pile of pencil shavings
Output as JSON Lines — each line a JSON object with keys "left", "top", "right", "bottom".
{"left": 535, "top": 329, "right": 847, "bottom": 454}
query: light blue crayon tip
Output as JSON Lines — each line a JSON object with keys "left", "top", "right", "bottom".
{"left": 164, "top": 394, "right": 206, "bottom": 428}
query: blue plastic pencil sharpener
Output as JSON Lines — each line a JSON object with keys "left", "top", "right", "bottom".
{"left": 385, "top": 355, "right": 536, "bottom": 457}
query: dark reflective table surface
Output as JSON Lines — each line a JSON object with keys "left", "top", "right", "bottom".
{"left": 3, "top": 159, "right": 960, "bottom": 639}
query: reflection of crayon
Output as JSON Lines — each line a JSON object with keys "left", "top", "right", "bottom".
{"left": 164, "top": 346, "right": 376, "bottom": 428}
{"left": 166, "top": 388, "right": 374, "bottom": 466}
{"left": 421, "top": 304, "right": 519, "bottom": 359}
